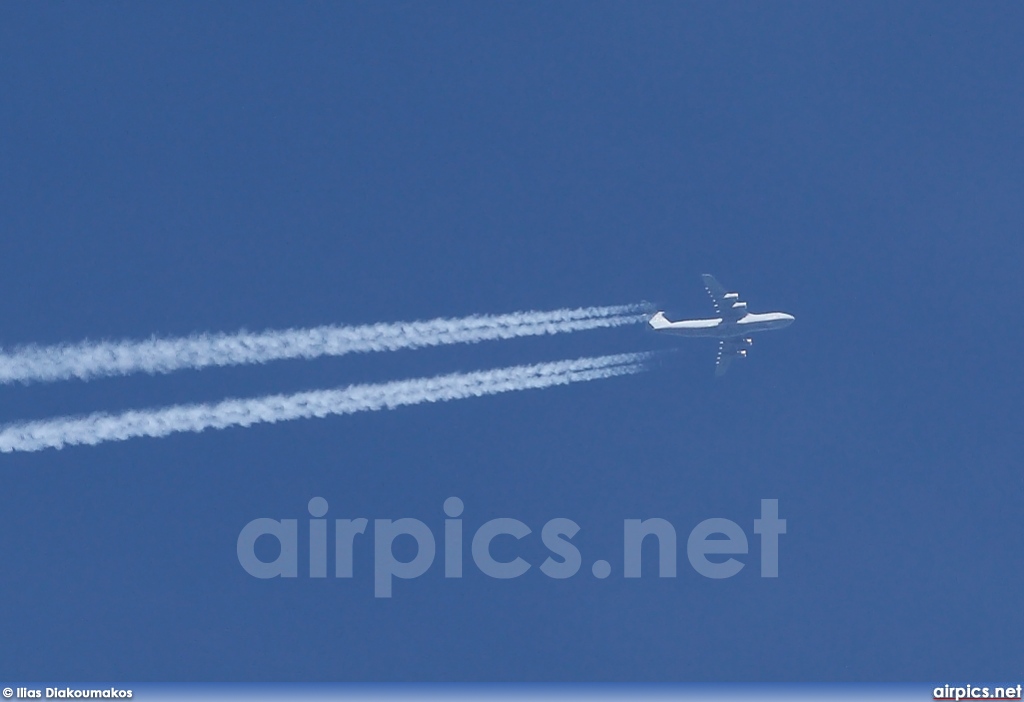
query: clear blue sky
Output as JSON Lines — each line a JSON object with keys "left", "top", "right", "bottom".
{"left": 1, "top": 1, "right": 1021, "bottom": 681}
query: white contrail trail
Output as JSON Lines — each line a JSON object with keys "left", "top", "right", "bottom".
{"left": 0, "top": 352, "right": 651, "bottom": 453}
{"left": 0, "top": 304, "right": 647, "bottom": 385}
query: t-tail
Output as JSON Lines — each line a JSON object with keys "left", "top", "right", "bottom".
{"left": 648, "top": 311, "right": 672, "bottom": 330}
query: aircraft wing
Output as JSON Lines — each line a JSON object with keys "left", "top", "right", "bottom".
{"left": 702, "top": 274, "right": 748, "bottom": 321}
{"left": 714, "top": 337, "right": 752, "bottom": 377}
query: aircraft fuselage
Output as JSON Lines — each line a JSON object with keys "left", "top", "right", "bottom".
{"left": 648, "top": 311, "right": 794, "bottom": 339}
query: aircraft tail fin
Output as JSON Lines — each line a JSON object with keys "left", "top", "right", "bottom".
{"left": 648, "top": 311, "right": 672, "bottom": 330}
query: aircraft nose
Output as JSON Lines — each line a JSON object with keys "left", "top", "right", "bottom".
{"left": 782, "top": 313, "right": 795, "bottom": 325}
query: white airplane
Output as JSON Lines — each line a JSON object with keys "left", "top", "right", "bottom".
{"left": 649, "top": 274, "right": 794, "bottom": 376}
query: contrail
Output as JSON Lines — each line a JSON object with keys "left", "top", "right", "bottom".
{"left": 0, "top": 304, "right": 647, "bottom": 385}
{"left": 0, "top": 352, "right": 651, "bottom": 453}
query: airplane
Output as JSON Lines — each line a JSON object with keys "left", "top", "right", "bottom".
{"left": 649, "top": 274, "right": 794, "bottom": 376}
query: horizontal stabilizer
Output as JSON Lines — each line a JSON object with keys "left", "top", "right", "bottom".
{"left": 648, "top": 311, "right": 672, "bottom": 330}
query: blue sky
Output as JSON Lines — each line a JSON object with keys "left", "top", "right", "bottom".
{"left": 1, "top": 2, "right": 1021, "bottom": 681}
